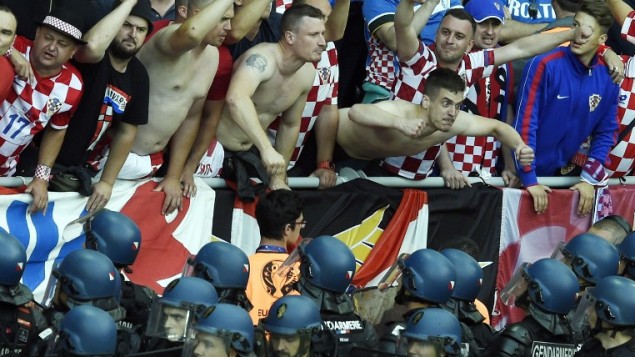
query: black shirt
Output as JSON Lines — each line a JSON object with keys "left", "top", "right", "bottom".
{"left": 56, "top": 54, "right": 149, "bottom": 167}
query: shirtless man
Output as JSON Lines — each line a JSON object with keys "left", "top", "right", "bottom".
{"left": 216, "top": 4, "right": 326, "bottom": 192}
{"left": 337, "top": 68, "right": 535, "bottom": 166}
{"left": 127, "top": 0, "right": 233, "bottom": 214}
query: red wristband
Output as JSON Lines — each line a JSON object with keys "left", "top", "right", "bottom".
{"left": 317, "top": 160, "right": 335, "bottom": 172}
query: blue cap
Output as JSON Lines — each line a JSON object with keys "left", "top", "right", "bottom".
{"left": 465, "top": 0, "right": 505, "bottom": 24}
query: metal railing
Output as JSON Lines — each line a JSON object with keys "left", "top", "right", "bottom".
{"left": 1, "top": 168, "right": 634, "bottom": 189}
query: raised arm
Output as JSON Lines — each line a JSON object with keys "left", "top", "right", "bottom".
{"left": 606, "top": 0, "right": 634, "bottom": 26}
{"left": 395, "top": 0, "right": 439, "bottom": 61}
{"left": 154, "top": 0, "right": 234, "bottom": 56}
{"left": 324, "top": 0, "right": 351, "bottom": 42}
{"left": 225, "top": 0, "right": 271, "bottom": 44}
{"left": 74, "top": 0, "right": 138, "bottom": 63}
{"left": 499, "top": 19, "right": 548, "bottom": 44}
{"left": 493, "top": 28, "right": 574, "bottom": 65}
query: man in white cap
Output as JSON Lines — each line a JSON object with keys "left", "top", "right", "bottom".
{"left": 1, "top": 6, "right": 85, "bottom": 214}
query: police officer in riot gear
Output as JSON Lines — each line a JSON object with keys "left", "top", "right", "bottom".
{"left": 261, "top": 295, "right": 325, "bottom": 357}
{"left": 617, "top": 232, "right": 635, "bottom": 279}
{"left": 484, "top": 258, "right": 580, "bottom": 357}
{"left": 46, "top": 305, "right": 118, "bottom": 357}
{"left": 556, "top": 233, "right": 620, "bottom": 289}
{"left": 401, "top": 308, "right": 464, "bottom": 357}
{"left": 441, "top": 249, "right": 495, "bottom": 353}
{"left": 183, "top": 241, "right": 252, "bottom": 311}
{"left": 0, "top": 230, "right": 49, "bottom": 357}
{"left": 293, "top": 235, "right": 379, "bottom": 355}
{"left": 84, "top": 209, "right": 157, "bottom": 331}
{"left": 376, "top": 249, "right": 469, "bottom": 355}
{"left": 40, "top": 249, "right": 135, "bottom": 356}
{"left": 574, "top": 276, "right": 635, "bottom": 356}
{"left": 182, "top": 303, "right": 255, "bottom": 357}
{"left": 141, "top": 277, "right": 218, "bottom": 356}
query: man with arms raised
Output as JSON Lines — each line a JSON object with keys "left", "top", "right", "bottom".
{"left": 53, "top": 0, "right": 154, "bottom": 212}
{"left": 216, "top": 4, "right": 325, "bottom": 198}
{"left": 124, "top": 0, "right": 233, "bottom": 214}
{"left": 336, "top": 68, "right": 534, "bottom": 168}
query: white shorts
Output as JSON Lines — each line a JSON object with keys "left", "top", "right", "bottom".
{"left": 194, "top": 139, "right": 224, "bottom": 178}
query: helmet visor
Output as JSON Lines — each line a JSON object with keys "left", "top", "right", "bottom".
{"left": 377, "top": 253, "right": 411, "bottom": 292}
{"left": 145, "top": 301, "right": 195, "bottom": 342}
{"left": 277, "top": 238, "right": 312, "bottom": 278}
{"left": 499, "top": 262, "right": 530, "bottom": 307}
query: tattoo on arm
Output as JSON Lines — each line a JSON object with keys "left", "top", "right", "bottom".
{"left": 245, "top": 54, "right": 268, "bottom": 73}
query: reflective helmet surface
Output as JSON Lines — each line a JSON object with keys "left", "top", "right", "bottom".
{"left": 298, "top": 235, "right": 356, "bottom": 293}
{"left": 440, "top": 248, "right": 482, "bottom": 302}
{"left": 0, "top": 230, "right": 27, "bottom": 286}
{"left": 55, "top": 250, "right": 120, "bottom": 301}
{"left": 263, "top": 295, "right": 322, "bottom": 335}
{"left": 194, "top": 303, "right": 255, "bottom": 353}
{"left": 161, "top": 276, "right": 219, "bottom": 308}
{"left": 591, "top": 276, "right": 635, "bottom": 326}
{"left": 562, "top": 233, "right": 619, "bottom": 284}
{"left": 402, "top": 249, "right": 456, "bottom": 304}
{"left": 191, "top": 242, "right": 250, "bottom": 289}
{"left": 57, "top": 305, "right": 117, "bottom": 356}
{"left": 525, "top": 258, "right": 579, "bottom": 314}
{"left": 85, "top": 209, "right": 141, "bottom": 267}
{"left": 402, "top": 308, "right": 462, "bottom": 351}
{"left": 619, "top": 232, "right": 635, "bottom": 277}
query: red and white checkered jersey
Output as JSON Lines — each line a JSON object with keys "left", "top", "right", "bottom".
{"left": 393, "top": 42, "right": 496, "bottom": 104}
{"left": 365, "top": 36, "right": 398, "bottom": 91}
{"left": 606, "top": 11, "right": 635, "bottom": 177}
{"left": 0, "top": 36, "right": 83, "bottom": 176}
{"left": 275, "top": 0, "right": 291, "bottom": 14}
{"left": 268, "top": 42, "right": 339, "bottom": 168}
{"left": 380, "top": 145, "right": 441, "bottom": 180}
{"left": 446, "top": 63, "right": 514, "bottom": 175}
{"left": 383, "top": 42, "right": 495, "bottom": 179}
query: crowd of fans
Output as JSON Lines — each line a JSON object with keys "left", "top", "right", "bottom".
{"left": 1, "top": 0, "right": 634, "bottom": 219}
{"left": 1, "top": 0, "right": 635, "bottom": 355}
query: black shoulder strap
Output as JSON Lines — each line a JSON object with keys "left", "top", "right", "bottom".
{"left": 616, "top": 118, "right": 635, "bottom": 146}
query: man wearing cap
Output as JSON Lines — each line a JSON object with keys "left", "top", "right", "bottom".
{"left": 444, "top": 0, "right": 519, "bottom": 187}
{"left": 52, "top": 0, "right": 154, "bottom": 212}
{"left": 365, "top": 0, "right": 575, "bottom": 187}
{"left": 0, "top": 6, "right": 84, "bottom": 213}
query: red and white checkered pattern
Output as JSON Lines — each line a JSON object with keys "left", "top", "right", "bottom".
{"left": 606, "top": 60, "right": 635, "bottom": 177}
{"left": 607, "top": 14, "right": 635, "bottom": 177}
{"left": 275, "top": 0, "right": 291, "bottom": 14}
{"left": 446, "top": 63, "right": 513, "bottom": 174}
{"left": 380, "top": 145, "right": 441, "bottom": 180}
{"left": 365, "top": 37, "right": 398, "bottom": 91}
{"left": 393, "top": 42, "right": 496, "bottom": 104}
{"left": 268, "top": 42, "right": 339, "bottom": 168}
{"left": 0, "top": 37, "right": 83, "bottom": 176}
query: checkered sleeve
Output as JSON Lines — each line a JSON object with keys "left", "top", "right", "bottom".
{"left": 621, "top": 11, "right": 635, "bottom": 44}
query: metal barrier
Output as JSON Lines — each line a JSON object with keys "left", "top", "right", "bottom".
{"left": 1, "top": 169, "right": 634, "bottom": 189}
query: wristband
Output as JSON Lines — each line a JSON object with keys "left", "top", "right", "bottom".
{"left": 317, "top": 160, "right": 335, "bottom": 172}
{"left": 34, "top": 164, "right": 51, "bottom": 182}
{"left": 597, "top": 44, "right": 609, "bottom": 58}
{"left": 3, "top": 47, "right": 11, "bottom": 58}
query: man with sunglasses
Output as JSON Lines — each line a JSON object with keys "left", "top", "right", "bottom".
{"left": 246, "top": 189, "right": 304, "bottom": 324}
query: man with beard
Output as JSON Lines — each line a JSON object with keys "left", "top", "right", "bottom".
{"left": 52, "top": 0, "right": 155, "bottom": 211}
